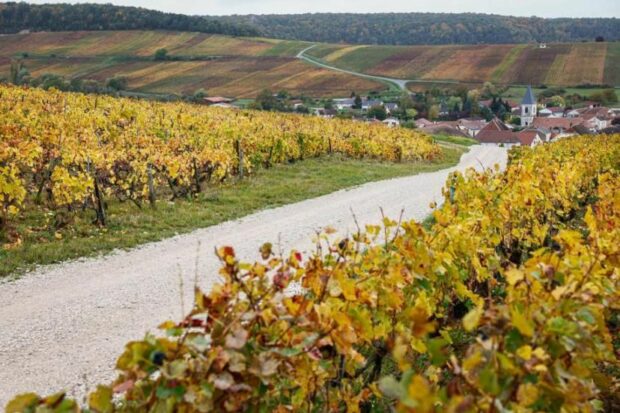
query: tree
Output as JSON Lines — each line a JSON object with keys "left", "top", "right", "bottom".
{"left": 192, "top": 88, "right": 208, "bottom": 102}
{"left": 105, "top": 76, "right": 128, "bottom": 91}
{"left": 399, "top": 92, "right": 414, "bottom": 110}
{"left": 428, "top": 104, "right": 440, "bottom": 120}
{"left": 254, "top": 89, "right": 278, "bottom": 111}
{"left": 353, "top": 95, "right": 362, "bottom": 110}
{"left": 154, "top": 48, "right": 169, "bottom": 61}
{"left": 9, "top": 61, "right": 30, "bottom": 85}
{"left": 595, "top": 36, "right": 605, "bottom": 42}
{"left": 367, "top": 105, "right": 387, "bottom": 121}
{"left": 590, "top": 89, "right": 618, "bottom": 105}
{"left": 547, "top": 95, "right": 566, "bottom": 107}
{"left": 482, "top": 82, "right": 497, "bottom": 98}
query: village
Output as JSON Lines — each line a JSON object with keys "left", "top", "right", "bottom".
{"left": 200, "top": 85, "right": 620, "bottom": 147}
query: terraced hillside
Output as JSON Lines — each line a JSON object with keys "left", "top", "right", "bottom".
{"left": 0, "top": 31, "right": 385, "bottom": 97}
{"left": 2, "top": 31, "right": 618, "bottom": 98}
{"left": 307, "top": 42, "right": 620, "bottom": 87}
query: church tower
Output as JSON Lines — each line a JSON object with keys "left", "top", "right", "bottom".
{"left": 521, "top": 85, "right": 537, "bottom": 127}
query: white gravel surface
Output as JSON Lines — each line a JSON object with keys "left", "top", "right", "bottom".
{"left": 0, "top": 145, "right": 506, "bottom": 406}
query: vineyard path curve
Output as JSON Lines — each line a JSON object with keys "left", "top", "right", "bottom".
{"left": 0, "top": 145, "right": 507, "bottom": 405}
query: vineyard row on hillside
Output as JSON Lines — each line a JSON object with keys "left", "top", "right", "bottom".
{"left": 8, "top": 135, "right": 620, "bottom": 412}
{"left": 0, "top": 85, "right": 440, "bottom": 241}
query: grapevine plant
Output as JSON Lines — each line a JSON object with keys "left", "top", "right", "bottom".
{"left": 5, "top": 121, "right": 620, "bottom": 409}
{"left": 0, "top": 85, "right": 440, "bottom": 246}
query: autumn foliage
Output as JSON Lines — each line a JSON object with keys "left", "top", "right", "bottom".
{"left": 0, "top": 85, "right": 440, "bottom": 242}
{"left": 5, "top": 136, "right": 620, "bottom": 411}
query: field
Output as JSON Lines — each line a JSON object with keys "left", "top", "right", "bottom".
{"left": 0, "top": 31, "right": 387, "bottom": 97}
{"left": 0, "top": 85, "right": 446, "bottom": 277}
{"left": 2, "top": 31, "right": 619, "bottom": 99}
{"left": 307, "top": 41, "right": 620, "bottom": 87}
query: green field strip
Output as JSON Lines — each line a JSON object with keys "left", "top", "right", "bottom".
{"left": 327, "top": 46, "right": 403, "bottom": 73}
{"left": 260, "top": 41, "right": 312, "bottom": 57}
{"left": 491, "top": 45, "right": 526, "bottom": 83}
{"left": 603, "top": 42, "right": 620, "bottom": 86}
{"left": 543, "top": 49, "right": 569, "bottom": 86}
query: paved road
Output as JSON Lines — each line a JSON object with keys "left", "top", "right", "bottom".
{"left": 296, "top": 45, "right": 459, "bottom": 91}
{"left": 0, "top": 145, "right": 506, "bottom": 406}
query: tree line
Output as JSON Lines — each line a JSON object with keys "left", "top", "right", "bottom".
{"left": 0, "top": 2, "right": 258, "bottom": 36}
{"left": 220, "top": 13, "right": 619, "bottom": 45}
{"left": 1, "top": 3, "right": 617, "bottom": 46}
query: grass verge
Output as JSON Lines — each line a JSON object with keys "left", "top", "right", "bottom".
{"left": 1, "top": 147, "right": 466, "bottom": 279}
{"left": 432, "top": 134, "right": 479, "bottom": 147}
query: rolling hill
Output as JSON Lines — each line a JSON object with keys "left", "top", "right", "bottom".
{"left": 0, "top": 31, "right": 386, "bottom": 97}
{"left": 306, "top": 42, "right": 620, "bottom": 88}
{"left": 0, "top": 30, "right": 618, "bottom": 98}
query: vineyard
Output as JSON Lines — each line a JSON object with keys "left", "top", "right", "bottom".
{"left": 7, "top": 135, "right": 619, "bottom": 412}
{"left": 0, "top": 85, "right": 440, "bottom": 248}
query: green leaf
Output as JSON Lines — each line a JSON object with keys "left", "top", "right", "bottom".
{"left": 5, "top": 393, "right": 40, "bottom": 413}
{"left": 88, "top": 386, "right": 113, "bottom": 413}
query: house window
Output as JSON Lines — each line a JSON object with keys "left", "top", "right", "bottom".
{"left": 525, "top": 107, "right": 529, "bottom": 114}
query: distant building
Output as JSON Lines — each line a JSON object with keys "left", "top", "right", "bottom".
{"left": 203, "top": 97, "right": 234, "bottom": 106}
{"left": 476, "top": 118, "right": 520, "bottom": 146}
{"left": 521, "top": 85, "right": 537, "bottom": 127}
{"left": 384, "top": 102, "right": 399, "bottom": 114}
{"left": 362, "top": 99, "right": 384, "bottom": 111}
{"left": 382, "top": 118, "right": 400, "bottom": 128}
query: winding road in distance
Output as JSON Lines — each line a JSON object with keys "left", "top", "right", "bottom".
{"left": 296, "top": 44, "right": 459, "bottom": 91}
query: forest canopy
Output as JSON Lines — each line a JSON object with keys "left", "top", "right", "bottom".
{"left": 222, "top": 13, "right": 620, "bottom": 45}
{"left": 1, "top": 3, "right": 618, "bottom": 46}
{"left": 0, "top": 2, "right": 258, "bottom": 36}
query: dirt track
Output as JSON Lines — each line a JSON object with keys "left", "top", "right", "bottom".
{"left": 0, "top": 145, "right": 506, "bottom": 406}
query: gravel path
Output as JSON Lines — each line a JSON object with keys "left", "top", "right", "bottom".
{"left": 0, "top": 145, "right": 506, "bottom": 406}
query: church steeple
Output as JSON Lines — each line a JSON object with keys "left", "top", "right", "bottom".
{"left": 520, "top": 85, "right": 537, "bottom": 127}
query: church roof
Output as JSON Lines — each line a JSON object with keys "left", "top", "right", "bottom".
{"left": 521, "top": 85, "right": 536, "bottom": 105}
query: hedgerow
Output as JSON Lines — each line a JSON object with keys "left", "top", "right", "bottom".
{"left": 6, "top": 135, "right": 620, "bottom": 412}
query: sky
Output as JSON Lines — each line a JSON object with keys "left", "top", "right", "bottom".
{"left": 25, "top": 0, "right": 620, "bottom": 18}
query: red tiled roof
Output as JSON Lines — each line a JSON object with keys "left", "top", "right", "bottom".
{"left": 531, "top": 117, "right": 583, "bottom": 130}
{"left": 517, "top": 130, "right": 541, "bottom": 146}
{"left": 479, "top": 118, "right": 511, "bottom": 132}
{"left": 204, "top": 97, "right": 233, "bottom": 104}
{"left": 416, "top": 118, "right": 434, "bottom": 126}
{"left": 476, "top": 130, "right": 520, "bottom": 144}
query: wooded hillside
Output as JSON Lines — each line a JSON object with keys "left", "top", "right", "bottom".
{"left": 222, "top": 13, "right": 620, "bottom": 45}
{"left": 0, "top": 2, "right": 258, "bottom": 36}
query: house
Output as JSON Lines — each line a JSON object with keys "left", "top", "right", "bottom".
{"left": 456, "top": 118, "right": 487, "bottom": 137}
{"left": 547, "top": 107, "right": 565, "bottom": 118}
{"left": 313, "top": 108, "right": 337, "bottom": 118}
{"left": 415, "top": 118, "right": 434, "bottom": 128}
{"left": 384, "top": 102, "right": 399, "bottom": 114}
{"left": 362, "top": 99, "right": 384, "bottom": 111}
{"left": 203, "top": 96, "right": 234, "bottom": 105}
{"left": 382, "top": 118, "right": 400, "bottom": 128}
{"left": 517, "top": 129, "right": 545, "bottom": 147}
{"left": 538, "top": 108, "right": 553, "bottom": 117}
{"left": 531, "top": 117, "right": 584, "bottom": 134}
{"left": 333, "top": 98, "right": 356, "bottom": 110}
{"left": 290, "top": 99, "right": 305, "bottom": 110}
{"left": 210, "top": 103, "right": 237, "bottom": 109}
{"left": 476, "top": 118, "right": 521, "bottom": 146}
